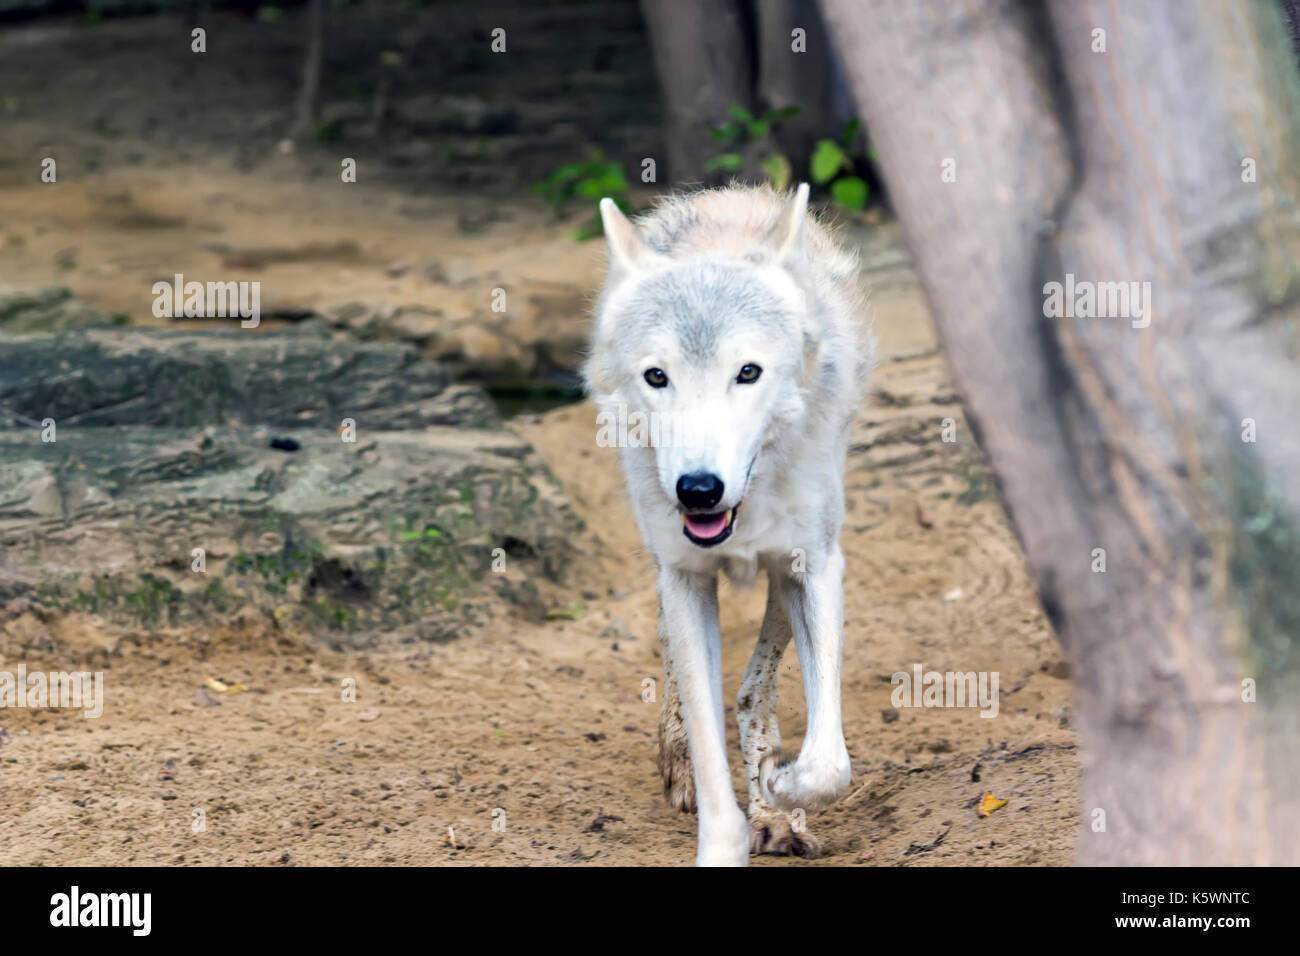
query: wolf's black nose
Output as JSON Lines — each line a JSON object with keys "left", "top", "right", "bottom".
{"left": 677, "top": 472, "right": 724, "bottom": 510}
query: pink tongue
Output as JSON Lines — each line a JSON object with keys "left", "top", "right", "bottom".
{"left": 685, "top": 512, "right": 727, "bottom": 538}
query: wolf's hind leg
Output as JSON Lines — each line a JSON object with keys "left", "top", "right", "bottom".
{"left": 657, "top": 602, "right": 695, "bottom": 813}
{"left": 739, "top": 579, "right": 820, "bottom": 858}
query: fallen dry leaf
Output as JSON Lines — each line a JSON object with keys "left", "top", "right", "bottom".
{"left": 205, "top": 677, "right": 247, "bottom": 694}
{"left": 977, "top": 790, "right": 1009, "bottom": 818}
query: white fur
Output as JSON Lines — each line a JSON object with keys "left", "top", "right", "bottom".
{"left": 587, "top": 185, "right": 873, "bottom": 865}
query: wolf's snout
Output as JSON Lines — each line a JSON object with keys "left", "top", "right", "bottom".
{"left": 676, "top": 472, "right": 724, "bottom": 511}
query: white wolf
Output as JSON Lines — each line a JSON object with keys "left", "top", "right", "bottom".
{"left": 585, "top": 184, "right": 874, "bottom": 865}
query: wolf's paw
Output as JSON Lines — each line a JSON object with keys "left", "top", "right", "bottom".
{"left": 697, "top": 811, "right": 751, "bottom": 867}
{"left": 658, "top": 727, "right": 696, "bottom": 814}
{"left": 749, "top": 807, "right": 821, "bottom": 858}
{"left": 759, "top": 749, "right": 850, "bottom": 814}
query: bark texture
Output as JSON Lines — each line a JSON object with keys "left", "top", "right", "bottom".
{"left": 822, "top": 0, "right": 1300, "bottom": 864}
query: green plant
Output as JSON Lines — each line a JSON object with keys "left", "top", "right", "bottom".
{"left": 708, "top": 104, "right": 801, "bottom": 188}
{"left": 809, "top": 120, "right": 870, "bottom": 211}
{"left": 532, "top": 150, "right": 632, "bottom": 239}
{"left": 709, "top": 106, "right": 873, "bottom": 212}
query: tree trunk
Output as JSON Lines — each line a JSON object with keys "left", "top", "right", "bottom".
{"left": 755, "top": 0, "right": 833, "bottom": 165}
{"left": 639, "top": 0, "right": 754, "bottom": 185}
{"left": 291, "top": 0, "right": 325, "bottom": 142}
{"left": 822, "top": 0, "right": 1300, "bottom": 864}
{"left": 1282, "top": 0, "right": 1300, "bottom": 62}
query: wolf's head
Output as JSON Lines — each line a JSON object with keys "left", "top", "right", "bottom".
{"left": 586, "top": 185, "right": 827, "bottom": 548}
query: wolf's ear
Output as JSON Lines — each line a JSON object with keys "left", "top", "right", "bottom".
{"left": 600, "top": 198, "right": 652, "bottom": 276}
{"left": 767, "top": 182, "right": 810, "bottom": 264}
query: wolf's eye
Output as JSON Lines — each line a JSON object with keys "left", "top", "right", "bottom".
{"left": 644, "top": 367, "right": 669, "bottom": 388}
{"left": 736, "top": 363, "right": 762, "bottom": 384}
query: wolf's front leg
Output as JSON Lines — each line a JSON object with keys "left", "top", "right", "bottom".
{"left": 658, "top": 568, "right": 749, "bottom": 866}
{"left": 656, "top": 606, "right": 695, "bottom": 813}
{"left": 738, "top": 581, "right": 820, "bottom": 857}
{"left": 760, "top": 546, "right": 852, "bottom": 813}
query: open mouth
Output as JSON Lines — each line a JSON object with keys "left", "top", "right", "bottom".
{"left": 681, "top": 503, "right": 740, "bottom": 547}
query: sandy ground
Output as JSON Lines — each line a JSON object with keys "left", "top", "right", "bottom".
{"left": 0, "top": 17, "right": 1077, "bottom": 863}
{"left": 0, "top": 369, "right": 1079, "bottom": 866}
{"left": 0, "top": 162, "right": 1078, "bottom": 863}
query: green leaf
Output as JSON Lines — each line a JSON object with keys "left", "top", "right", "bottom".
{"left": 711, "top": 121, "right": 741, "bottom": 143}
{"left": 544, "top": 162, "right": 588, "bottom": 184}
{"left": 728, "top": 104, "right": 754, "bottom": 123}
{"left": 706, "top": 152, "right": 745, "bottom": 172}
{"left": 810, "top": 139, "right": 848, "bottom": 184}
{"left": 830, "top": 175, "right": 869, "bottom": 211}
{"left": 599, "top": 170, "right": 629, "bottom": 193}
{"left": 761, "top": 153, "right": 792, "bottom": 191}
{"left": 840, "top": 118, "right": 860, "bottom": 149}
{"left": 533, "top": 152, "right": 631, "bottom": 229}
{"left": 747, "top": 119, "right": 770, "bottom": 139}
{"left": 770, "top": 104, "right": 801, "bottom": 120}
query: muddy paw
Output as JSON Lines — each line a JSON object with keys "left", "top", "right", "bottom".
{"left": 657, "top": 727, "right": 696, "bottom": 814}
{"left": 759, "top": 749, "right": 850, "bottom": 813}
{"left": 749, "top": 809, "right": 821, "bottom": 858}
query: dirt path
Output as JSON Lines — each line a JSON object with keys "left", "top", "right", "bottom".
{"left": 0, "top": 187, "right": 1077, "bottom": 863}
{"left": 0, "top": 40, "right": 1077, "bottom": 858}
{"left": 0, "top": 374, "right": 1077, "bottom": 866}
